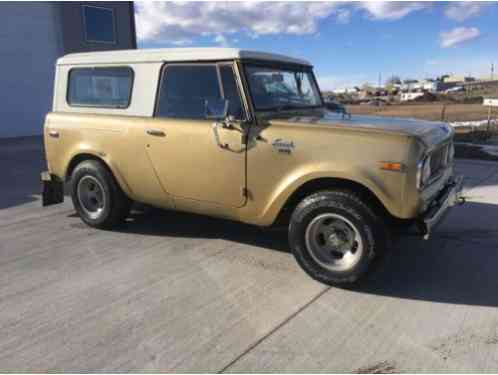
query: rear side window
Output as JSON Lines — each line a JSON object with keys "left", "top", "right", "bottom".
{"left": 156, "top": 65, "right": 222, "bottom": 119}
{"left": 67, "top": 67, "right": 133, "bottom": 108}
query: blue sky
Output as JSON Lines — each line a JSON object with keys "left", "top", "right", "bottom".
{"left": 136, "top": 2, "right": 498, "bottom": 90}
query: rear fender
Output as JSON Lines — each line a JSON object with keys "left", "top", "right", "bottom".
{"left": 64, "top": 147, "right": 134, "bottom": 199}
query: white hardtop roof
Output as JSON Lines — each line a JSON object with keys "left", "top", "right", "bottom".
{"left": 57, "top": 47, "right": 311, "bottom": 67}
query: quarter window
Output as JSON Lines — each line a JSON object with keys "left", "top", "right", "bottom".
{"left": 83, "top": 6, "right": 116, "bottom": 44}
{"left": 67, "top": 67, "right": 133, "bottom": 108}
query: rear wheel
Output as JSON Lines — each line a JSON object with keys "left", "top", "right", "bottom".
{"left": 70, "top": 160, "right": 131, "bottom": 229}
{"left": 289, "top": 190, "right": 389, "bottom": 285}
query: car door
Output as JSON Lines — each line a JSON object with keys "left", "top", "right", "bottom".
{"left": 144, "top": 62, "right": 247, "bottom": 208}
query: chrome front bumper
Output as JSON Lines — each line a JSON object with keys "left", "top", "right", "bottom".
{"left": 417, "top": 175, "right": 465, "bottom": 240}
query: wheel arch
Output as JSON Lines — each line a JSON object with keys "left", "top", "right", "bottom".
{"left": 272, "top": 176, "right": 395, "bottom": 227}
{"left": 65, "top": 153, "right": 133, "bottom": 198}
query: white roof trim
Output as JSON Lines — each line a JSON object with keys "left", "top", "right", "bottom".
{"left": 57, "top": 47, "right": 311, "bottom": 66}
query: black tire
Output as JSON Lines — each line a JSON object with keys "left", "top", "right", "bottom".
{"left": 70, "top": 160, "right": 131, "bottom": 229}
{"left": 288, "top": 190, "right": 389, "bottom": 286}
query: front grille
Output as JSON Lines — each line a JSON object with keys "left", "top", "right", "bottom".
{"left": 430, "top": 144, "right": 449, "bottom": 177}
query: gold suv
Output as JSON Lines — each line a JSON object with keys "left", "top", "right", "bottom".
{"left": 42, "top": 48, "right": 464, "bottom": 285}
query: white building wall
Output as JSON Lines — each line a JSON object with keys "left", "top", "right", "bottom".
{"left": 0, "top": 3, "right": 61, "bottom": 137}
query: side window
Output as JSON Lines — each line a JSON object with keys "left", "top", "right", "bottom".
{"left": 67, "top": 67, "right": 133, "bottom": 108}
{"left": 219, "top": 65, "right": 244, "bottom": 119}
{"left": 156, "top": 65, "right": 222, "bottom": 119}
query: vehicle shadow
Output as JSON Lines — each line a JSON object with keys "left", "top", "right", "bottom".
{"left": 118, "top": 200, "right": 498, "bottom": 308}
{"left": 350, "top": 200, "right": 498, "bottom": 308}
{"left": 118, "top": 205, "right": 291, "bottom": 253}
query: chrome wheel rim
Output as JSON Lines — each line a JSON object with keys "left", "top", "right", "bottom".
{"left": 77, "top": 176, "right": 106, "bottom": 220}
{"left": 305, "top": 213, "right": 363, "bottom": 272}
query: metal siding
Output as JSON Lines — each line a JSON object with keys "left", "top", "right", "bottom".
{"left": 60, "top": 2, "right": 135, "bottom": 54}
{"left": 0, "top": 3, "right": 59, "bottom": 137}
{"left": 0, "top": 1, "right": 136, "bottom": 137}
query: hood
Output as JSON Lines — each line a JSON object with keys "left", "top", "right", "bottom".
{"left": 271, "top": 110, "right": 454, "bottom": 147}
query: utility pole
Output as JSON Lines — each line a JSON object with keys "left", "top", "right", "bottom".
{"left": 491, "top": 63, "right": 494, "bottom": 81}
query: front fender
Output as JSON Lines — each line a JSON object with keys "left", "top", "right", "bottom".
{"left": 256, "top": 164, "right": 403, "bottom": 226}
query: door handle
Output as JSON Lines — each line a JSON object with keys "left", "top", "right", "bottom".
{"left": 146, "top": 129, "right": 166, "bottom": 137}
{"left": 48, "top": 130, "right": 59, "bottom": 138}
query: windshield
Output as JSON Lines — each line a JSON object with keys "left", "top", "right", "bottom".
{"left": 244, "top": 64, "right": 322, "bottom": 111}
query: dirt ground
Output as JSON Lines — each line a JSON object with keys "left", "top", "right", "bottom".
{"left": 347, "top": 103, "right": 492, "bottom": 122}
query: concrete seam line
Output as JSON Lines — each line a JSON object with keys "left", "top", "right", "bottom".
{"left": 218, "top": 286, "right": 332, "bottom": 373}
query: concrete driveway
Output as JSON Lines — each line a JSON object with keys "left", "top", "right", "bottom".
{"left": 1, "top": 137, "right": 498, "bottom": 372}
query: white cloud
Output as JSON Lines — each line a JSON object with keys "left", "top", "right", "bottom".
{"left": 444, "top": 2, "right": 484, "bottom": 22}
{"left": 135, "top": 2, "right": 439, "bottom": 45}
{"left": 336, "top": 9, "right": 351, "bottom": 24}
{"left": 357, "top": 2, "right": 430, "bottom": 21}
{"left": 440, "top": 27, "right": 480, "bottom": 48}
{"left": 136, "top": 2, "right": 342, "bottom": 44}
{"left": 214, "top": 34, "right": 229, "bottom": 47}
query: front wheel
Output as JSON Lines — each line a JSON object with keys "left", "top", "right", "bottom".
{"left": 70, "top": 160, "right": 131, "bottom": 229}
{"left": 289, "top": 190, "right": 389, "bottom": 286}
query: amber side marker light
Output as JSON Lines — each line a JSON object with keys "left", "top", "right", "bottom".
{"left": 380, "top": 162, "right": 404, "bottom": 172}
